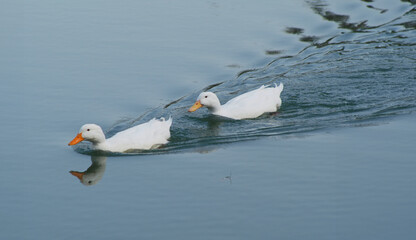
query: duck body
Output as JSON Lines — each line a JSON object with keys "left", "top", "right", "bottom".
{"left": 69, "top": 117, "right": 172, "bottom": 153}
{"left": 189, "top": 83, "right": 283, "bottom": 120}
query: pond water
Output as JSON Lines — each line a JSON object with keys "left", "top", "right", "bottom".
{"left": 1, "top": 0, "right": 416, "bottom": 239}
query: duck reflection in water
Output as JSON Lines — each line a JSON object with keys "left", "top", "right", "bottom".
{"left": 70, "top": 155, "right": 107, "bottom": 186}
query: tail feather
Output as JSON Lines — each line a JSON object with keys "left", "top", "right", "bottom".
{"left": 166, "top": 116, "right": 173, "bottom": 127}
{"left": 274, "top": 82, "right": 284, "bottom": 93}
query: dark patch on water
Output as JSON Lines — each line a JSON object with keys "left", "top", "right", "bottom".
{"left": 265, "top": 50, "right": 284, "bottom": 55}
{"left": 285, "top": 27, "right": 304, "bottom": 35}
{"left": 300, "top": 35, "right": 320, "bottom": 43}
{"left": 366, "top": 5, "right": 388, "bottom": 14}
{"left": 307, "top": 1, "right": 373, "bottom": 32}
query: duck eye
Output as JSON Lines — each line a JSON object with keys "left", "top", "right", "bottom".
{"left": 87, "top": 129, "right": 90, "bottom": 131}
{"left": 205, "top": 96, "right": 208, "bottom": 98}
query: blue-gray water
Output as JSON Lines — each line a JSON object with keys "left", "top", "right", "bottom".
{"left": 1, "top": 0, "right": 416, "bottom": 239}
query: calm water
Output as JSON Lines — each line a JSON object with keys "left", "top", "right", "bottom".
{"left": 1, "top": 0, "right": 416, "bottom": 239}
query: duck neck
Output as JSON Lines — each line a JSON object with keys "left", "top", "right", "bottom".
{"left": 90, "top": 133, "right": 108, "bottom": 151}
{"left": 206, "top": 97, "right": 222, "bottom": 114}
{"left": 93, "top": 141, "right": 108, "bottom": 151}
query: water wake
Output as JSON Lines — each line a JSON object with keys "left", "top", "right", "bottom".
{"left": 76, "top": 3, "right": 416, "bottom": 156}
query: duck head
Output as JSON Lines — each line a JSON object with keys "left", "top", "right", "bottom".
{"left": 188, "top": 92, "right": 221, "bottom": 112}
{"left": 68, "top": 124, "right": 106, "bottom": 146}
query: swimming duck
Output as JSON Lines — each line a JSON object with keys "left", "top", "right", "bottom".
{"left": 68, "top": 117, "right": 172, "bottom": 153}
{"left": 188, "top": 83, "right": 283, "bottom": 120}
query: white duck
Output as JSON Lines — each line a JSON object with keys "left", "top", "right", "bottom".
{"left": 68, "top": 117, "right": 172, "bottom": 153}
{"left": 188, "top": 83, "right": 283, "bottom": 120}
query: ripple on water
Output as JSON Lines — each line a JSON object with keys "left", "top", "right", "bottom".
{"left": 75, "top": 3, "right": 416, "bottom": 156}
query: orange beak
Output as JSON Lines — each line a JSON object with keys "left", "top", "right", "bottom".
{"left": 188, "top": 100, "right": 203, "bottom": 112}
{"left": 68, "top": 133, "right": 85, "bottom": 146}
{"left": 69, "top": 171, "right": 84, "bottom": 181}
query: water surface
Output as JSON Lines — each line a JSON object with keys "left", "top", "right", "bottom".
{"left": 1, "top": 0, "right": 416, "bottom": 239}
